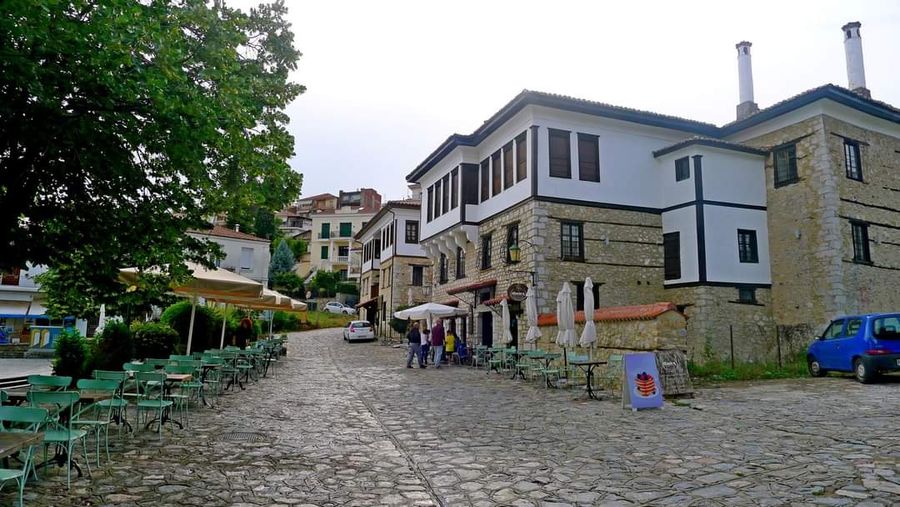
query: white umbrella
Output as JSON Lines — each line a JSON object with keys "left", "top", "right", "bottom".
{"left": 500, "top": 298, "right": 514, "bottom": 345}
{"left": 579, "top": 277, "right": 598, "bottom": 356}
{"left": 556, "top": 282, "right": 577, "bottom": 373}
{"left": 393, "top": 302, "right": 464, "bottom": 320}
{"left": 96, "top": 304, "right": 107, "bottom": 335}
{"left": 524, "top": 285, "right": 542, "bottom": 347}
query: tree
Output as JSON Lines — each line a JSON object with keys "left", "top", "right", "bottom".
{"left": 268, "top": 239, "right": 295, "bottom": 283}
{"left": 0, "top": 1, "right": 304, "bottom": 316}
{"left": 309, "top": 270, "right": 340, "bottom": 298}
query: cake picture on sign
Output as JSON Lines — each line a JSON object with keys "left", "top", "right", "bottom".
{"left": 634, "top": 372, "right": 657, "bottom": 397}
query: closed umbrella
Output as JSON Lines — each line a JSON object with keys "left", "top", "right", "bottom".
{"left": 500, "top": 298, "right": 514, "bottom": 345}
{"left": 579, "top": 277, "right": 598, "bottom": 357}
{"left": 97, "top": 304, "right": 107, "bottom": 335}
{"left": 556, "top": 282, "right": 577, "bottom": 374}
{"left": 524, "top": 286, "right": 542, "bottom": 348}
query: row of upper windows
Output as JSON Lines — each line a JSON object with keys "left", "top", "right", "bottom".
{"left": 548, "top": 129, "right": 599, "bottom": 182}
{"left": 773, "top": 138, "right": 865, "bottom": 187}
{"left": 480, "top": 132, "right": 528, "bottom": 202}
{"left": 426, "top": 168, "right": 459, "bottom": 222}
{"left": 361, "top": 221, "right": 420, "bottom": 263}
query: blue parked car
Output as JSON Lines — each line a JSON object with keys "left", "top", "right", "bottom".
{"left": 807, "top": 313, "right": 900, "bottom": 383}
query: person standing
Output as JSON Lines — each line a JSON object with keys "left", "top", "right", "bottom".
{"left": 420, "top": 327, "right": 431, "bottom": 365}
{"left": 406, "top": 322, "right": 424, "bottom": 368}
{"left": 235, "top": 317, "right": 253, "bottom": 349}
{"left": 431, "top": 319, "right": 445, "bottom": 369}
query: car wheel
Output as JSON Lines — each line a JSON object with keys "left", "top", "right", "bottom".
{"left": 807, "top": 356, "right": 826, "bottom": 377}
{"left": 853, "top": 357, "right": 875, "bottom": 384}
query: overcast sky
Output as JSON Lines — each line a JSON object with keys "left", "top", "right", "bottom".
{"left": 233, "top": 0, "right": 900, "bottom": 202}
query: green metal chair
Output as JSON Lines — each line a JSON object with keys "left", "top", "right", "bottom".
{"left": 144, "top": 358, "right": 171, "bottom": 369}
{"left": 27, "top": 390, "right": 91, "bottom": 488}
{"left": 73, "top": 379, "right": 118, "bottom": 465}
{"left": 537, "top": 354, "right": 562, "bottom": 389}
{"left": 91, "top": 370, "right": 132, "bottom": 436}
{"left": 123, "top": 362, "right": 154, "bottom": 373}
{"left": 0, "top": 406, "right": 48, "bottom": 507}
{"left": 163, "top": 364, "right": 200, "bottom": 426}
{"left": 599, "top": 354, "right": 624, "bottom": 392}
{"left": 134, "top": 372, "right": 175, "bottom": 437}
{"left": 27, "top": 375, "right": 72, "bottom": 391}
{"left": 566, "top": 353, "right": 590, "bottom": 388}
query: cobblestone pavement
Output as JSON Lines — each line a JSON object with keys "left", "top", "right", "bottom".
{"left": 5, "top": 328, "right": 899, "bottom": 506}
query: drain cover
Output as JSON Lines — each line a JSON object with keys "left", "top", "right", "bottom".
{"left": 218, "top": 431, "right": 270, "bottom": 443}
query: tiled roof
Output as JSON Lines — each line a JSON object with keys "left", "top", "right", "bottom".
{"left": 355, "top": 297, "right": 378, "bottom": 309}
{"left": 446, "top": 279, "right": 498, "bottom": 295}
{"left": 189, "top": 225, "right": 268, "bottom": 243}
{"left": 299, "top": 193, "right": 336, "bottom": 201}
{"left": 652, "top": 136, "right": 768, "bottom": 158}
{"left": 537, "top": 302, "right": 679, "bottom": 327}
{"left": 439, "top": 300, "right": 459, "bottom": 307}
{"left": 482, "top": 295, "right": 509, "bottom": 306}
{"left": 354, "top": 200, "right": 421, "bottom": 240}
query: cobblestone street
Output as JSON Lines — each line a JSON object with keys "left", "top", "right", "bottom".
{"left": 6, "top": 328, "right": 900, "bottom": 506}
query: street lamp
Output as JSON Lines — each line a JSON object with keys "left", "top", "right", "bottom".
{"left": 508, "top": 239, "right": 536, "bottom": 285}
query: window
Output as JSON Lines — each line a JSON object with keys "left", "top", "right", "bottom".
{"left": 442, "top": 174, "right": 450, "bottom": 213}
{"left": 481, "top": 234, "right": 492, "bottom": 269}
{"left": 675, "top": 157, "right": 690, "bottom": 181}
{"left": 338, "top": 269, "right": 348, "bottom": 280}
{"left": 320, "top": 245, "right": 329, "bottom": 259}
{"left": 405, "top": 220, "right": 419, "bottom": 243}
{"left": 737, "top": 229, "right": 759, "bottom": 263}
{"left": 663, "top": 232, "right": 681, "bottom": 280}
{"left": 455, "top": 247, "right": 465, "bottom": 279}
{"left": 439, "top": 253, "right": 448, "bottom": 284}
{"left": 851, "top": 221, "right": 871, "bottom": 263}
{"left": 320, "top": 223, "right": 330, "bottom": 239}
{"left": 503, "top": 142, "right": 514, "bottom": 190}
{"left": 573, "top": 281, "right": 601, "bottom": 312}
{"left": 845, "top": 317, "right": 862, "bottom": 336}
{"left": 434, "top": 179, "right": 442, "bottom": 217}
{"left": 560, "top": 222, "right": 583, "bottom": 261}
{"left": 773, "top": 144, "right": 798, "bottom": 187}
{"left": 515, "top": 132, "right": 527, "bottom": 182}
{"left": 577, "top": 133, "right": 600, "bottom": 182}
{"left": 338, "top": 245, "right": 349, "bottom": 259}
{"left": 240, "top": 247, "right": 253, "bottom": 270}
{"left": 821, "top": 319, "right": 844, "bottom": 340}
{"left": 549, "top": 129, "right": 571, "bottom": 178}
{"left": 411, "top": 265, "right": 423, "bottom": 286}
{"left": 737, "top": 287, "right": 757, "bottom": 304}
{"left": 844, "top": 140, "right": 863, "bottom": 181}
{"left": 506, "top": 223, "right": 519, "bottom": 263}
{"left": 451, "top": 168, "right": 459, "bottom": 209}
{"left": 427, "top": 186, "right": 434, "bottom": 222}
{"left": 339, "top": 222, "right": 352, "bottom": 237}
{"left": 491, "top": 150, "right": 501, "bottom": 196}
{"left": 480, "top": 159, "right": 490, "bottom": 202}
{"left": 873, "top": 316, "right": 900, "bottom": 339}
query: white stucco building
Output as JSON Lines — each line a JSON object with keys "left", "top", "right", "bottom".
{"left": 188, "top": 225, "right": 271, "bottom": 286}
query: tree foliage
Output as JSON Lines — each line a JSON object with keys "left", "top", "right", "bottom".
{"left": 309, "top": 270, "right": 340, "bottom": 298}
{"left": 0, "top": 0, "right": 304, "bottom": 316}
{"left": 268, "top": 239, "right": 295, "bottom": 282}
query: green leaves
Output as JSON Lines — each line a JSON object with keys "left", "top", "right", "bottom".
{"left": 1, "top": 1, "right": 304, "bottom": 317}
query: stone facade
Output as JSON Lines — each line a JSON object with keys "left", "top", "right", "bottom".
{"left": 369, "top": 256, "right": 433, "bottom": 342}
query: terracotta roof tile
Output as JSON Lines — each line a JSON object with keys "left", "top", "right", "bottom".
{"left": 537, "top": 302, "right": 679, "bottom": 327}
{"left": 482, "top": 295, "right": 509, "bottom": 306}
{"left": 446, "top": 279, "right": 498, "bottom": 295}
{"left": 190, "top": 225, "right": 269, "bottom": 243}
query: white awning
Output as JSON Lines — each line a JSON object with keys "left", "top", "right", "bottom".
{"left": 0, "top": 301, "right": 30, "bottom": 318}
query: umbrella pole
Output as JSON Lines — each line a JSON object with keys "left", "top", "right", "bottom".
{"left": 219, "top": 304, "right": 228, "bottom": 349}
{"left": 186, "top": 295, "right": 197, "bottom": 355}
{"left": 268, "top": 310, "right": 274, "bottom": 339}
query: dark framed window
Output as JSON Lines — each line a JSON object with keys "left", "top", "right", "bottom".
{"left": 320, "top": 223, "right": 330, "bottom": 239}
{"left": 411, "top": 265, "right": 423, "bottom": 286}
{"left": 405, "top": 220, "right": 419, "bottom": 244}
{"left": 320, "top": 245, "right": 328, "bottom": 259}
{"left": 339, "top": 222, "right": 352, "bottom": 237}
{"left": 737, "top": 229, "right": 759, "bottom": 263}
{"left": 439, "top": 253, "right": 448, "bottom": 284}
{"left": 573, "top": 281, "right": 601, "bottom": 312}
{"left": 505, "top": 223, "right": 519, "bottom": 263}
{"left": 480, "top": 159, "right": 490, "bottom": 202}
{"left": 844, "top": 140, "right": 863, "bottom": 181}
{"left": 450, "top": 168, "right": 459, "bottom": 209}
{"left": 737, "top": 287, "right": 757, "bottom": 304}
{"left": 481, "top": 234, "right": 492, "bottom": 269}
{"left": 577, "top": 133, "right": 600, "bottom": 182}
{"left": 442, "top": 174, "right": 450, "bottom": 213}
{"left": 434, "top": 179, "right": 442, "bottom": 217}
{"left": 502, "top": 142, "right": 514, "bottom": 190}
{"left": 560, "top": 222, "right": 583, "bottom": 261}
{"left": 338, "top": 245, "right": 349, "bottom": 258}
{"left": 515, "top": 132, "right": 527, "bottom": 182}
{"left": 426, "top": 186, "right": 434, "bottom": 222}
{"left": 663, "top": 232, "right": 681, "bottom": 280}
{"left": 549, "top": 129, "right": 571, "bottom": 178}
{"left": 675, "top": 157, "right": 690, "bottom": 181}
{"left": 455, "top": 247, "right": 465, "bottom": 279}
{"left": 491, "top": 150, "right": 502, "bottom": 196}
{"left": 851, "top": 221, "right": 871, "bottom": 263}
{"left": 773, "top": 144, "right": 798, "bottom": 187}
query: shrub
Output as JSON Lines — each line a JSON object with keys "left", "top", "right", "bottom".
{"left": 53, "top": 328, "right": 89, "bottom": 383}
{"left": 335, "top": 282, "right": 358, "bottom": 296}
{"left": 272, "top": 311, "right": 301, "bottom": 332}
{"left": 390, "top": 305, "right": 412, "bottom": 335}
{"left": 161, "top": 300, "right": 220, "bottom": 353}
{"left": 86, "top": 321, "right": 133, "bottom": 372}
{"left": 132, "top": 322, "right": 179, "bottom": 360}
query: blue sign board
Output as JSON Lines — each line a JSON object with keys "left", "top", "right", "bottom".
{"left": 622, "top": 352, "right": 664, "bottom": 410}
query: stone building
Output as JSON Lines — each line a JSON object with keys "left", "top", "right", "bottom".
{"left": 354, "top": 200, "right": 432, "bottom": 340}
{"left": 405, "top": 22, "right": 900, "bottom": 363}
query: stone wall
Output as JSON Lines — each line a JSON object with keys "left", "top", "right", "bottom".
{"left": 376, "top": 256, "right": 433, "bottom": 342}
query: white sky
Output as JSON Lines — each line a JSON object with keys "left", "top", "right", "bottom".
{"left": 232, "top": 0, "right": 900, "bottom": 201}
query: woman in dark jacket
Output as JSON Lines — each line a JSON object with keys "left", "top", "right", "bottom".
{"left": 235, "top": 317, "right": 253, "bottom": 349}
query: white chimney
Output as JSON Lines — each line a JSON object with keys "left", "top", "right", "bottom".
{"left": 842, "top": 21, "right": 869, "bottom": 98}
{"left": 735, "top": 41, "right": 759, "bottom": 120}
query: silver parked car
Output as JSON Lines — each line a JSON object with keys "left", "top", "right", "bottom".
{"left": 343, "top": 320, "right": 375, "bottom": 342}
{"left": 324, "top": 301, "right": 356, "bottom": 315}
